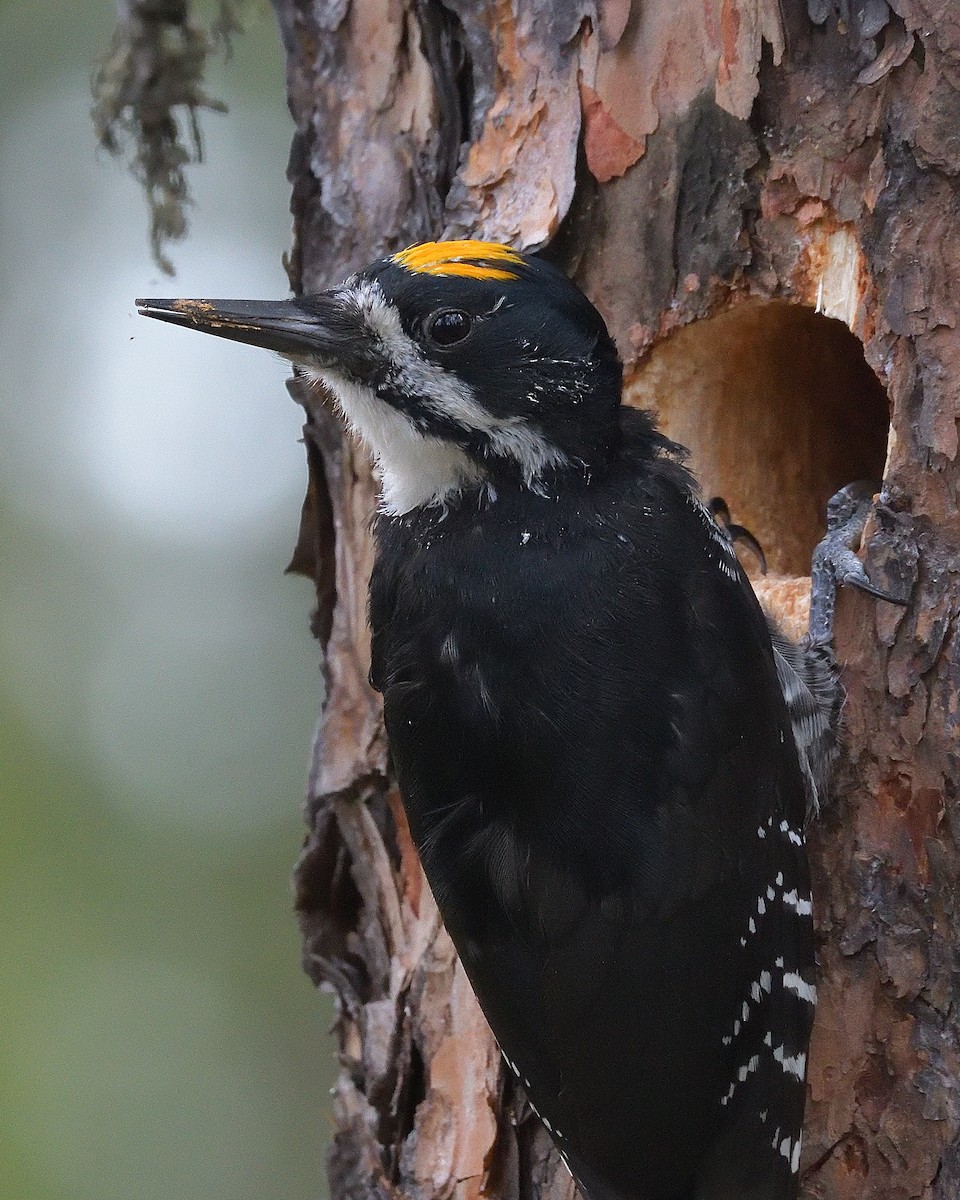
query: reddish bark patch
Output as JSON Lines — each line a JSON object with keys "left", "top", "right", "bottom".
{"left": 579, "top": 79, "right": 645, "bottom": 182}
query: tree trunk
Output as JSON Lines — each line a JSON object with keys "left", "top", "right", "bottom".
{"left": 271, "top": 2, "right": 960, "bottom": 1198}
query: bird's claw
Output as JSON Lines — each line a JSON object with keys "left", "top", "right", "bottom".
{"left": 708, "top": 496, "right": 768, "bottom": 575}
{"left": 808, "top": 481, "right": 908, "bottom": 645}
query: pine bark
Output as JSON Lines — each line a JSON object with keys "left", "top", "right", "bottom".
{"left": 270, "top": 2, "right": 960, "bottom": 1197}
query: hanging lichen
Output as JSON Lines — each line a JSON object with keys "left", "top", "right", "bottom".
{"left": 91, "top": 0, "right": 248, "bottom": 274}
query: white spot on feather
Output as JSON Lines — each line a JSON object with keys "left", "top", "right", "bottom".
{"left": 772, "top": 1044, "right": 807, "bottom": 1079}
{"left": 784, "top": 973, "right": 817, "bottom": 1004}
{"left": 783, "top": 889, "right": 813, "bottom": 916}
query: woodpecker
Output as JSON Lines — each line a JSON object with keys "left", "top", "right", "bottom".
{"left": 138, "top": 241, "right": 899, "bottom": 1200}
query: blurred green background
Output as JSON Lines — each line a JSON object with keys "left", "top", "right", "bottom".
{"left": 0, "top": 2, "right": 335, "bottom": 1197}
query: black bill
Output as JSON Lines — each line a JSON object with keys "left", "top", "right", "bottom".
{"left": 135, "top": 294, "right": 373, "bottom": 374}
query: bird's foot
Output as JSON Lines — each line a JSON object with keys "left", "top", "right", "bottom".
{"left": 808, "top": 481, "right": 908, "bottom": 647}
{"left": 708, "top": 496, "right": 768, "bottom": 575}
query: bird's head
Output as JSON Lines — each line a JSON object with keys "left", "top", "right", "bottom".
{"left": 137, "top": 241, "right": 624, "bottom": 515}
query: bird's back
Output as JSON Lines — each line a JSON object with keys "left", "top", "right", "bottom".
{"left": 369, "top": 419, "right": 814, "bottom": 1200}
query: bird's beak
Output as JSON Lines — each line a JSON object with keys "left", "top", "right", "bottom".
{"left": 135, "top": 294, "right": 374, "bottom": 374}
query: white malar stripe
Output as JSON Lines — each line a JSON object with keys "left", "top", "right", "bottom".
{"left": 306, "top": 368, "right": 481, "bottom": 514}
{"left": 486, "top": 421, "right": 567, "bottom": 490}
{"left": 351, "top": 279, "right": 566, "bottom": 490}
{"left": 792, "top": 1134, "right": 802, "bottom": 1172}
{"left": 783, "top": 972, "right": 817, "bottom": 1004}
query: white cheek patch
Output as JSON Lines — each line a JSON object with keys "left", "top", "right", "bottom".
{"left": 349, "top": 280, "right": 567, "bottom": 494}
{"left": 303, "top": 366, "right": 481, "bottom": 516}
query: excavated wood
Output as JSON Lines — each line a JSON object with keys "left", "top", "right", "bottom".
{"left": 270, "top": 0, "right": 960, "bottom": 1197}
{"left": 625, "top": 302, "right": 890, "bottom": 576}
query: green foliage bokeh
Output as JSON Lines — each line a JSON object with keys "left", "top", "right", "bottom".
{"left": 0, "top": 3, "right": 334, "bottom": 1197}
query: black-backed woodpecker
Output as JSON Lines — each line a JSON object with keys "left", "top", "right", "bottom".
{"left": 138, "top": 241, "right": 898, "bottom": 1200}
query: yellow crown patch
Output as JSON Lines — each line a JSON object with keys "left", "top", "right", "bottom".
{"left": 393, "top": 240, "right": 524, "bottom": 282}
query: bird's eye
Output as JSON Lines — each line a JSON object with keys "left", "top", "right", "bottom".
{"left": 426, "top": 309, "right": 473, "bottom": 347}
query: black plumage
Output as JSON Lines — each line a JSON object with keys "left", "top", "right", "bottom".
{"left": 137, "top": 241, "right": 818, "bottom": 1200}
{"left": 370, "top": 410, "right": 814, "bottom": 1200}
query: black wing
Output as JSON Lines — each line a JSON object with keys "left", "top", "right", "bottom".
{"left": 372, "top": 461, "right": 815, "bottom": 1200}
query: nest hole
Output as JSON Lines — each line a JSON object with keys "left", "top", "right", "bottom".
{"left": 625, "top": 301, "right": 890, "bottom": 579}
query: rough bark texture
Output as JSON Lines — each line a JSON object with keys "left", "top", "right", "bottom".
{"left": 270, "top": 2, "right": 960, "bottom": 1198}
